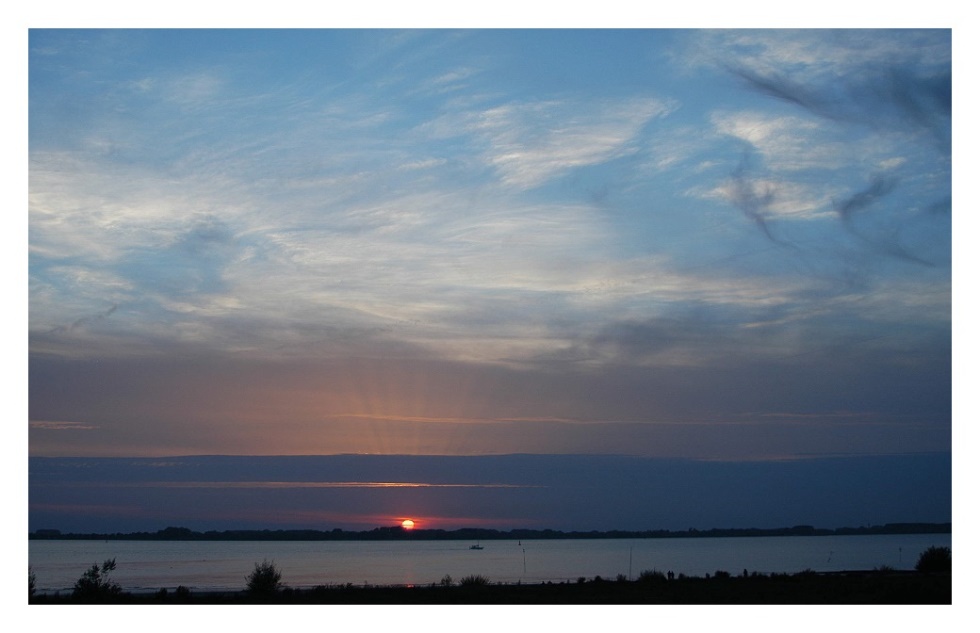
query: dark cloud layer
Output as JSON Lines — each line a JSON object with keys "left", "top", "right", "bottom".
{"left": 29, "top": 453, "right": 951, "bottom": 532}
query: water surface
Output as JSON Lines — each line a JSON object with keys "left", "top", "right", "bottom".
{"left": 29, "top": 533, "right": 951, "bottom": 594}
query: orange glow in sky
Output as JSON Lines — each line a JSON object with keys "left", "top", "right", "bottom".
{"left": 401, "top": 519, "right": 415, "bottom": 529}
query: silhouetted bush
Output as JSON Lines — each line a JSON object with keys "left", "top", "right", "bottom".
{"left": 72, "top": 559, "right": 122, "bottom": 600}
{"left": 246, "top": 559, "right": 283, "bottom": 595}
{"left": 440, "top": 574, "right": 454, "bottom": 587}
{"left": 637, "top": 569, "right": 667, "bottom": 583}
{"left": 915, "top": 546, "right": 951, "bottom": 573}
{"left": 460, "top": 574, "right": 490, "bottom": 587}
{"left": 713, "top": 570, "right": 731, "bottom": 579}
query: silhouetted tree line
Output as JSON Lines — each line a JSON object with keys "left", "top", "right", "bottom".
{"left": 31, "top": 547, "right": 953, "bottom": 604}
{"left": 29, "top": 522, "right": 951, "bottom": 542}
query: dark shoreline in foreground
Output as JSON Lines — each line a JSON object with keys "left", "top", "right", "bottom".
{"left": 29, "top": 521, "right": 951, "bottom": 542}
{"left": 31, "top": 569, "right": 951, "bottom": 604}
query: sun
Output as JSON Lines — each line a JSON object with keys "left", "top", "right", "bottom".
{"left": 401, "top": 519, "right": 415, "bottom": 530}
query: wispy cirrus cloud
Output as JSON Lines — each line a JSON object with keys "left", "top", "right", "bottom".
{"left": 421, "top": 96, "right": 674, "bottom": 189}
{"left": 669, "top": 31, "right": 951, "bottom": 270}
{"left": 682, "top": 30, "right": 950, "bottom": 82}
{"left": 710, "top": 111, "right": 842, "bottom": 172}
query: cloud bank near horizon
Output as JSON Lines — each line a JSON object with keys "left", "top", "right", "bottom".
{"left": 29, "top": 453, "right": 952, "bottom": 533}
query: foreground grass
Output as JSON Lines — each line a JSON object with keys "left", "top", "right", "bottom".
{"left": 31, "top": 570, "right": 951, "bottom": 605}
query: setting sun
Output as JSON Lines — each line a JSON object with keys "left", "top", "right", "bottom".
{"left": 401, "top": 519, "right": 415, "bottom": 530}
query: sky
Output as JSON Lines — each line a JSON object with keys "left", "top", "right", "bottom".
{"left": 28, "top": 453, "right": 951, "bottom": 533}
{"left": 26, "top": 27, "right": 954, "bottom": 532}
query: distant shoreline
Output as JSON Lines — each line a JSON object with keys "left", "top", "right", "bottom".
{"left": 29, "top": 522, "right": 951, "bottom": 541}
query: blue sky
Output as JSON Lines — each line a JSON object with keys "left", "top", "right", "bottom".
{"left": 29, "top": 29, "right": 951, "bottom": 464}
{"left": 29, "top": 30, "right": 951, "bottom": 458}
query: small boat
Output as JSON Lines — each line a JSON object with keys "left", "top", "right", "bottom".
{"left": 469, "top": 542, "right": 484, "bottom": 550}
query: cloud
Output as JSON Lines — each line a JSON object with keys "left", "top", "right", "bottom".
{"left": 32, "top": 73, "right": 687, "bottom": 363}
{"left": 730, "top": 64, "right": 951, "bottom": 154}
{"left": 695, "top": 33, "right": 950, "bottom": 268}
{"left": 47, "top": 303, "right": 117, "bottom": 335}
{"left": 710, "top": 111, "right": 842, "bottom": 173}
{"left": 116, "top": 214, "right": 240, "bottom": 298}
{"left": 721, "top": 154, "right": 782, "bottom": 244}
{"left": 30, "top": 421, "right": 100, "bottom": 431}
{"left": 687, "top": 30, "right": 950, "bottom": 83}
{"left": 832, "top": 176, "right": 935, "bottom": 267}
{"left": 835, "top": 175, "right": 897, "bottom": 222}
{"left": 423, "top": 97, "right": 673, "bottom": 189}
{"left": 156, "top": 71, "right": 227, "bottom": 110}
{"left": 60, "top": 480, "right": 539, "bottom": 490}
